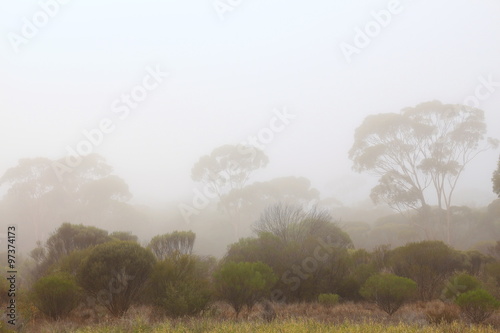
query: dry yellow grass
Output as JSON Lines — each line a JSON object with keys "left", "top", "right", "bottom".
{"left": 7, "top": 301, "right": 500, "bottom": 333}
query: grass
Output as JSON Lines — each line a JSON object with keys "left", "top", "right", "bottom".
{"left": 6, "top": 302, "right": 500, "bottom": 333}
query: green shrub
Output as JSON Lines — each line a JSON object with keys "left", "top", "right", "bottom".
{"left": 77, "top": 241, "right": 155, "bottom": 317}
{"left": 214, "top": 261, "right": 277, "bottom": 317}
{"left": 455, "top": 289, "right": 500, "bottom": 323}
{"left": 31, "top": 272, "right": 82, "bottom": 320}
{"left": 318, "top": 293, "right": 340, "bottom": 307}
{"left": 441, "top": 273, "right": 481, "bottom": 301}
{"left": 360, "top": 273, "right": 417, "bottom": 316}
{"left": 388, "top": 241, "right": 464, "bottom": 301}
{"left": 147, "top": 255, "right": 212, "bottom": 317}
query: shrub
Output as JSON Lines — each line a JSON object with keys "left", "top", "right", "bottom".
{"left": 360, "top": 273, "right": 417, "bottom": 316}
{"left": 424, "top": 300, "right": 460, "bottom": 324}
{"left": 77, "top": 241, "right": 155, "bottom": 317}
{"left": 214, "top": 261, "right": 277, "bottom": 317}
{"left": 146, "top": 255, "right": 212, "bottom": 317}
{"left": 31, "top": 272, "right": 81, "bottom": 320}
{"left": 455, "top": 289, "right": 500, "bottom": 323}
{"left": 441, "top": 273, "right": 481, "bottom": 301}
{"left": 388, "top": 241, "right": 464, "bottom": 301}
{"left": 318, "top": 293, "right": 340, "bottom": 307}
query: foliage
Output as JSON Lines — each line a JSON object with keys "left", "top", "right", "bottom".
{"left": 147, "top": 231, "right": 196, "bottom": 260}
{"left": 349, "top": 101, "right": 498, "bottom": 243}
{"left": 146, "top": 254, "right": 213, "bottom": 317}
{"left": 214, "top": 261, "right": 277, "bottom": 316}
{"left": 77, "top": 241, "right": 155, "bottom": 317}
{"left": 220, "top": 176, "right": 320, "bottom": 220}
{"left": 31, "top": 272, "right": 82, "bottom": 320}
{"left": 455, "top": 289, "right": 500, "bottom": 323}
{"left": 493, "top": 156, "right": 500, "bottom": 197}
{"left": 360, "top": 273, "right": 417, "bottom": 316}
{"left": 0, "top": 155, "right": 132, "bottom": 252}
{"left": 388, "top": 241, "right": 464, "bottom": 301}
{"left": 56, "top": 248, "right": 93, "bottom": 276}
{"left": 191, "top": 144, "right": 269, "bottom": 197}
{"left": 253, "top": 204, "right": 352, "bottom": 248}
{"left": 110, "top": 231, "right": 138, "bottom": 242}
{"left": 442, "top": 273, "right": 481, "bottom": 301}
{"left": 31, "top": 223, "right": 111, "bottom": 278}
{"left": 318, "top": 293, "right": 340, "bottom": 307}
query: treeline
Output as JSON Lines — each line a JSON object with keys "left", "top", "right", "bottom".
{"left": 4, "top": 204, "right": 500, "bottom": 324}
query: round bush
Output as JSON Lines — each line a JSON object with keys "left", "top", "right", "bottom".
{"left": 360, "top": 273, "right": 417, "bottom": 316}
{"left": 146, "top": 255, "right": 212, "bottom": 317}
{"left": 442, "top": 273, "right": 481, "bottom": 301}
{"left": 31, "top": 272, "right": 82, "bottom": 320}
{"left": 77, "top": 241, "right": 155, "bottom": 317}
{"left": 455, "top": 289, "right": 500, "bottom": 323}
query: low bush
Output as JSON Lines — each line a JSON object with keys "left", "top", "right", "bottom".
{"left": 147, "top": 255, "right": 212, "bottom": 317}
{"left": 360, "top": 273, "right": 417, "bottom": 316}
{"left": 455, "top": 289, "right": 500, "bottom": 323}
{"left": 31, "top": 272, "right": 82, "bottom": 320}
{"left": 441, "top": 273, "right": 481, "bottom": 301}
{"left": 424, "top": 300, "right": 460, "bottom": 324}
{"left": 318, "top": 293, "right": 340, "bottom": 307}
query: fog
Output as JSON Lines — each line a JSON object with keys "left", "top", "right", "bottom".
{"left": 1, "top": 0, "right": 500, "bottom": 257}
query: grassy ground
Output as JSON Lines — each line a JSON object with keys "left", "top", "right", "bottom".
{"left": 4, "top": 302, "right": 500, "bottom": 333}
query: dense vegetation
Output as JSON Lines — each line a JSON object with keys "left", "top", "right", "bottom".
{"left": 1, "top": 205, "right": 498, "bottom": 331}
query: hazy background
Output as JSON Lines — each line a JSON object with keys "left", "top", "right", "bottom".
{"left": 1, "top": 0, "right": 499, "bottom": 255}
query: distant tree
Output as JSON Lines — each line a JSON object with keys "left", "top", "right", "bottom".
{"left": 214, "top": 261, "right": 277, "bottom": 317}
{"left": 493, "top": 156, "right": 500, "bottom": 197}
{"left": 77, "top": 241, "right": 155, "bottom": 317}
{"left": 148, "top": 231, "right": 196, "bottom": 260}
{"left": 0, "top": 157, "right": 56, "bottom": 240}
{"left": 220, "top": 176, "right": 320, "bottom": 219}
{"left": 360, "top": 273, "right": 417, "bottom": 316}
{"left": 349, "top": 101, "right": 498, "bottom": 244}
{"left": 191, "top": 144, "right": 268, "bottom": 199}
{"left": 0, "top": 154, "right": 133, "bottom": 245}
{"left": 388, "top": 241, "right": 464, "bottom": 301}
{"left": 110, "top": 231, "right": 138, "bottom": 242}
{"left": 191, "top": 144, "right": 268, "bottom": 238}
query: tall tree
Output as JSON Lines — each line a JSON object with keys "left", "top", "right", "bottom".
{"left": 349, "top": 100, "right": 498, "bottom": 244}
{"left": 191, "top": 144, "right": 268, "bottom": 238}
{"left": 191, "top": 144, "right": 268, "bottom": 199}
{"left": 0, "top": 154, "right": 132, "bottom": 245}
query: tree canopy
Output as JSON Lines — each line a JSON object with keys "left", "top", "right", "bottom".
{"left": 349, "top": 100, "right": 498, "bottom": 244}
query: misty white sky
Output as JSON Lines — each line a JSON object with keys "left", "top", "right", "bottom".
{"left": 1, "top": 0, "right": 500, "bottom": 209}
